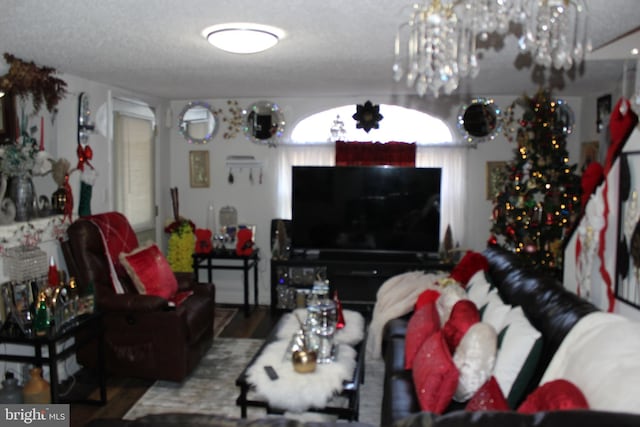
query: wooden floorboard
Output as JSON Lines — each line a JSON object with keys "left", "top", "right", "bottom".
{"left": 70, "top": 304, "right": 281, "bottom": 427}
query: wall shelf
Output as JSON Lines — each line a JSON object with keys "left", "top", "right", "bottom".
{"left": 225, "top": 155, "right": 262, "bottom": 169}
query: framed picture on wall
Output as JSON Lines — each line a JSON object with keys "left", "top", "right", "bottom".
{"left": 189, "top": 150, "right": 210, "bottom": 188}
{"left": 486, "top": 161, "right": 507, "bottom": 200}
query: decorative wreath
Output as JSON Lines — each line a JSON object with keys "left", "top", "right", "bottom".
{"left": 0, "top": 53, "right": 67, "bottom": 114}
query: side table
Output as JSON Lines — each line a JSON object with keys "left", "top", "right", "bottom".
{"left": 192, "top": 248, "right": 260, "bottom": 317}
{"left": 0, "top": 312, "right": 106, "bottom": 404}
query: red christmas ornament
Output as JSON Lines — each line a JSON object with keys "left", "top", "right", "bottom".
{"left": 546, "top": 213, "right": 554, "bottom": 225}
{"left": 488, "top": 235, "right": 497, "bottom": 245}
{"left": 507, "top": 225, "right": 515, "bottom": 237}
{"left": 334, "top": 290, "right": 345, "bottom": 330}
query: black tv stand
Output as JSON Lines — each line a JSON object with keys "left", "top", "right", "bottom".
{"left": 271, "top": 250, "right": 453, "bottom": 313}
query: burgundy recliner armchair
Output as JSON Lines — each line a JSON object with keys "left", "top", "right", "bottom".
{"left": 61, "top": 211, "right": 215, "bottom": 382}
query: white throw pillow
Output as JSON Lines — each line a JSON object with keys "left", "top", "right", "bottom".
{"left": 493, "top": 306, "right": 542, "bottom": 407}
{"left": 466, "top": 271, "right": 491, "bottom": 308}
{"left": 481, "top": 290, "right": 511, "bottom": 333}
{"left": 541, "top": 312, "right": 640, "bottom": 414}
{"left": 453, "top": 322, "right": 497, "bottom": 402}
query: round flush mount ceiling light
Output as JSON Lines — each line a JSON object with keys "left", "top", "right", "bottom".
{"left": 202, "top": 23, "right": 284, "bottom": 54}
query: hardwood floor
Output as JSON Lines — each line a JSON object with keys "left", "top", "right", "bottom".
{"left": 70, "top": 304, "right": 282, "bottom": 427}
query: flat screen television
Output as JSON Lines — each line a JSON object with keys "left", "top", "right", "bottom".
{"left": 291, "top": 166, "right": 441, "bottom": 258}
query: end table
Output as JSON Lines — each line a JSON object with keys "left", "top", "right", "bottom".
{"left": 193, "top": 248, "right": 260, "bottom": 316}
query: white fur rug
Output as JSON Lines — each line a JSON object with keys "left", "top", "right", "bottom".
{"left": 246, "top": 309, "right": 366, "bottom": 413}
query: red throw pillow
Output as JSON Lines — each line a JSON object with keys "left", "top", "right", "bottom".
{"left": 412, "top": 331, "right": 460, "bottom": 414}
{"left": 517, "top": 379, "right": 589, "bottom": 414}
{"left": 450, "top": 251, "right": 489, "bottom": 287}
{"left": 119, "top": 242, "right": 178, "bottom": 300}
{"left": 405, "top": 302, "right": 441, "bottom": 369}
{"left": 415, "top": 289, "right": 441, "bottom": 311}
{"left": 466, "top": 376, "right": 510, "bottom": 411}
{"left": 443, "top": 300, "right": 480, "bottom": 354}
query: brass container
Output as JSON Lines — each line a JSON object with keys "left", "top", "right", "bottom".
{"left": 292, "top": 349, "right": 317, "bottom": 373}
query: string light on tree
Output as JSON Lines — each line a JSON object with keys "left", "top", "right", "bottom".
{"left": 490, "top": 89, "right": 581, "bottom": 273}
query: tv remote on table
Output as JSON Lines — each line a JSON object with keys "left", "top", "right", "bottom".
{"left": 264, "top": 365, "right": 278, "bottom": 380}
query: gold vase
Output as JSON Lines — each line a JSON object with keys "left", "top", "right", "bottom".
{"left": 292, "top": 349, "right": 317, "bottom": 373}
{"left": 22, "top": 367, "right": 51, "bottom": 404}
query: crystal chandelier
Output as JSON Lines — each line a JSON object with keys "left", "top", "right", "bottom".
{"left": 393, "top": 1, "right": 590, "bottom": 97}
{"left": 393, "top": 1, "right": 462, "bottom": 98}
{"left": 516, "top": 0, "right": 590, "bottom": 70}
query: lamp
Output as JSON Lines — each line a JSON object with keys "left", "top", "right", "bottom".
{"left": 202, "top": 23, "right": 284, "bottom": 54}
{"left": 393, "top": 1, "right": 590, "bottom": 97}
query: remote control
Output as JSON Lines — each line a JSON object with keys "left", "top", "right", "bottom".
{"left": 264, "top": 365, "right": 278, "bottom": 380}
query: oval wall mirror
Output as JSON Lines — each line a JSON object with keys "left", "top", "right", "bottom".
{"left": 457, "top": 98, "right": 501, "bottom": 143}
{"left": 178, "top": 101, "right": 217, "bottom": 144}
{"left": 242, "top": 101, "right": 285, "bottom": 147}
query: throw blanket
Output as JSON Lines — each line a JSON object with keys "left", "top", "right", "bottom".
{"left": 246, "top": 310, "right": 364, "bottom": 413}
{"left": 366, "top": 270, "right": 447, "bottom": 359}
{"left": 88, "top": 212, "right": 139, "bottom": 293}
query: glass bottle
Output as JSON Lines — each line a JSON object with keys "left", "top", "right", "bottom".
{"left": 34, "top": 295, "right": 50, "bottom": 336}
{"left": 22, "top": 367, "right": 50, "bottom": 404}
{"left": 0, "top": 372, "right": 23, "bottom": 403}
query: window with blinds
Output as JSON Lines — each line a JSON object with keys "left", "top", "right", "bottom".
{"left": 113, "top": 106, "right": 155, "bottom": 238}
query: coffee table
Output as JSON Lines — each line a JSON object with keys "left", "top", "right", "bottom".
{"left": 235, "top": 311, "right": 367, "bottom": 421}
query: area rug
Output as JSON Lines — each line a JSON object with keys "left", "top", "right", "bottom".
{"left": 123, "top": 338, "right": 383, "bottom": 425}
{"left": 213, "top": 307, "right": 237, "bottom": 337}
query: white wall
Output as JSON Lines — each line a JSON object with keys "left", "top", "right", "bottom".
{"left": 166, "top": 94, "right": 587, "bottom": 305}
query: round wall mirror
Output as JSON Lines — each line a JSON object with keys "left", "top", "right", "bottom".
{"left": 178, "top": 101, "right": 217, "bottom": 144}
{"left": 457, "top": 98, "right": 501, "bottom": 143}
{"left": 553, "top": 99, "right": 574, "bottom": 136}
{"left": 242, "top": 101, "right": 285, "bottom": 147}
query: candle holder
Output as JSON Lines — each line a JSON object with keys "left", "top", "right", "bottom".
{"left": 306, "top": 298, "right": 337, "bottom": 363}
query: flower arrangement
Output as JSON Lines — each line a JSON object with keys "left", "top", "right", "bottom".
{"left": 166, "top": 221, "right": 196, "bottom": 272}
{"left": 0, "top": 139, "right": 39, "bottom": 177}
{"left": 165, "top": 187, "right": 196, "bottom": 272}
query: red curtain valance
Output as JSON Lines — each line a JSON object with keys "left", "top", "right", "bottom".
{"left": 335, "top": 141, "right": 416, "bottom": 166}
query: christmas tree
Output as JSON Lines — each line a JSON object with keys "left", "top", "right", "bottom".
{"left": 490, "top": 89, "right": 581, "bottom": 271}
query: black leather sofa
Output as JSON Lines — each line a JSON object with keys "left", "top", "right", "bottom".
{"left": 379, "top": 244, "right": 625, "bottom": 426}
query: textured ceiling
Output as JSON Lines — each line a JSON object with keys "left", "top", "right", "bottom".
{"left": 0, "top": 0, "right": 639, "bottom": 101}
